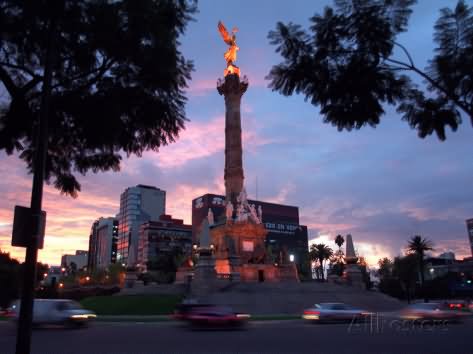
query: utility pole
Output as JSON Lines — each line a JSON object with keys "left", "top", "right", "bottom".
{"left": 15, "top": 3, "right": 60, "bottom": 353}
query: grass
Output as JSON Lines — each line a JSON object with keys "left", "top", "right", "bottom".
{"left": 80, "top": 295, "right": 183, "bottom": 316}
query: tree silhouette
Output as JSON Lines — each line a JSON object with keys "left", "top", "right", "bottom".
{"left": 309, "top": 243, "right": 333, "bottom": 281}
{"left": 335, "top": 234, "right": 344, "bottom": 250}
{"left": 267, "top": 0, "right": 473, "bottom": 141}
{"left": 0, "top": 0, "right": 196, "bottom": 196}
{"left": 406, "top": 235, "right": 434, "bottom": 286}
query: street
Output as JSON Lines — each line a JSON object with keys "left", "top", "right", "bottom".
{"left": 1, "top": 317, "right": 471, "bottom": 354}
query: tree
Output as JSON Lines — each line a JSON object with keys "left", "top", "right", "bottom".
{"left": 267, "top": 0, "right": 473, "bottom": 141}
{"left": 334, "top": 234, "right": 344, "bottom": 250}
{"left": 406, "top": 235, "right": 434, "bottom": 286}
{"left": 377, "top": 257, "right": 394, "bottom": 279}
{"left": 393, "top": 254, "right": 418, "bottom": 303}
{"left": 309, "top": 243, "right": 334, "bottom": 281}
{"left": 0, "top": 0, "right": 196, "bottom": 196}
{"left": 0, "top": 250, "right": 20, "bottom": 309}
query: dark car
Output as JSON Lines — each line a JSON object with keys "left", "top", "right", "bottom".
{"left": 399, "top": 302, "right": 468, "bottom": 322}
{"left": 184, "top": 306, "right": 250, "bottom": 329}
{"left": 172, "top": 303, "right": 215, "bottom": 321}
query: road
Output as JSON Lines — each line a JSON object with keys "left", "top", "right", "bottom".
{"left": 1, "top": 318, "right": 471, "bottom": 354}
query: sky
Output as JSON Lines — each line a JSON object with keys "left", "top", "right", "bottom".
{"left": 0, "top": 0, "right": 472, "bottom": 267}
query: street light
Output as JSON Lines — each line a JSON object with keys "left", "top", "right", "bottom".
{"left": 289, "top": 254, "right": 295, "bottom": 262}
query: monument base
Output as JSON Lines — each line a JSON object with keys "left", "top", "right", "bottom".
{"left": 191, "top": 252, "right": 217, "bottom": 296}
{"left": 209, "top": 221, "right": 299, "bottom": 282}
{"left": 344, "top": 264, "right": 365, "bottom": 290}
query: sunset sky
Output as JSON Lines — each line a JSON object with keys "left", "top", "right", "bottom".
{"left": 0, "top": 0, "right": 472, "bottom": 267}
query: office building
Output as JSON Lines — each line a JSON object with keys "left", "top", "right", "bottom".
{"left": 467, "top": 218, "right": 473, "bottom": 257}
{"left": 191, "top": 194, "right": 309, "bottom": 269}
{"left": 137, "top": 214, "right": 192, "bottom": 272}
{"left": 61, "top": 250, "right": 88, "bottom": 270}
{"left": 87, "top": 217, "right": 118, "bottom": 271}
{"left": 117, "top": 185, "right": 166, "bottom": 265}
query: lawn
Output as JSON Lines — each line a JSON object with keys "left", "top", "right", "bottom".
{"left": 80, "top": 295, "right": 183, "bottom": 316}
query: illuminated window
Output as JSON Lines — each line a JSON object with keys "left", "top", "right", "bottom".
{"left": 242, "top": 240, "right": 254, "bottom": 252}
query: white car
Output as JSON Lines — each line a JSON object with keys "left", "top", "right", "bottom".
{"left": 303, "top": 303, "right": 372, "bottom": 322}
{"left": 12, "top": 299, "right": 96, "bottom": 328}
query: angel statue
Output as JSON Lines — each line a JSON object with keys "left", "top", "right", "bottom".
{"left": 218, "top": 21, "right": 239, "bottom": 67}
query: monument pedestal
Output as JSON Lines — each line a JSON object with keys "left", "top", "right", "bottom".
{"left": 191, "top": 250, "right": 217, "bottom": 296}
{"left": 344, "top": 264, "right": 365, "bottom": 290}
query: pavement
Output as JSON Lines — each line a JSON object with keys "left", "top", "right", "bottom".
{"left": 1, "top": 316, "right": 472, "bottom": 354}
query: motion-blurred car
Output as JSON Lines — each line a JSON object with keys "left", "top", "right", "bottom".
{"left": 302, "top": 303, "right": 372, "bottom": 323}
{"left": 0, "top": 307, "right": 15, "bottom": 318}
{"left": 12, "top": 299, "right": 96, "bottom": 328}
{"left": 182, "top": 305, "right": 250, "bottom": 328}
{"left": 172, "top": 303, "right": 214, "bottom": 321}
{"left": 445, "top": 300, "right": 470, "bottom": 312}
{"left": 399, "top": 302, "right": 468, "bottom": 322}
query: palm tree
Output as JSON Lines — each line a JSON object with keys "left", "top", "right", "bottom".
{"left": 334, "top": 234, "right": 344, "bottom": 250}
{"left": 310, "top": 244, "right": 333, "bottom": 281}
{"left": 406, "top": 235, "right": 434, "bottom": 286}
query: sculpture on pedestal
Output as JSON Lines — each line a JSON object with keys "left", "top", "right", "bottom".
{"left": 207, "top": 21, "right": 297, "bottom": 283}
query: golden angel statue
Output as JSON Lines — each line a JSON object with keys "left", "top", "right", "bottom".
{"left": 218, "top": 21, "right": 239, "bottom": 68}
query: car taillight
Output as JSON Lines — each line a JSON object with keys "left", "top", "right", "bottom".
{"left": 304, "top": 310, "right": 320, "bottom": 315}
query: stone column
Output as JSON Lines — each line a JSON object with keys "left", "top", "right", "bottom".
{"left": 217, "top": 73, "right": 249, "bottom": 208}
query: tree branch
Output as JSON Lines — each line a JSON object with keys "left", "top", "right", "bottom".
{"left": 50, "top": 59, "right": 115, "bottom": 92}
{"left": 392, "top": 41, "right": 414, "bottom": 67}
{"left": 0, "top": 61, "right": 41, "bottom": 80}
{"left": 0, "top": 66, "right": 19, "bottom": 97}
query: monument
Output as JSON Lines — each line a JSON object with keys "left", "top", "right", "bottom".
{"left": 343, "top": 234, "right": 365, "bottom": 289}
{"left": 191, "top": 218, "right": 217, "bottom": 295}
{"left": 203, "top": 21, "right": 297, "bottom": 282}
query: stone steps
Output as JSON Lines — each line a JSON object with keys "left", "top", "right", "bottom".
{"left": 202, "top": 281, "right": 404, "bottom": 315}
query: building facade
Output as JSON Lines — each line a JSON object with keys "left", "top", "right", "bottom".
{"left": 61, "top": 250, "right": 88, "bottom": 270}
{"left": 87, "top": 217, "right": 118, "bottom": 271}
{"left": 192, "top": 194, "right": 309, "bottom": 270}
{"left": 466, "top": 218, "right": 473, "bottom": 257}
{"left": 117, "top": 185, "right": 166, "bottom": 265}
{"left": 137, "top": 214, "right": 192, "bottom": 272}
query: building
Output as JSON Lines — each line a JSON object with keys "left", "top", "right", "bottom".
{"left": 87, "top": 217, "right": 118, "bottom": 271}
{"left": 466, "top": 218, "right": 473, "bottom": 257}
{"left": 87, "top": 219, "right": 100, "bottom": 271}
{"left": 117, "top": 185, "right": 166, "bottom": 265}
{"left": 61, "top": 250, "right": 88, "bottom": 270}
{"left": 192, "top": 194, "right": 309, "bottom": 270}
{"left": 137, "top": 214, "right": 192, "bottom": 272}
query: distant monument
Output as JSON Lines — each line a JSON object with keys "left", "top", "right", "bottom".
{"left": 343, "top": 234, "right": 364, "bottom": 289}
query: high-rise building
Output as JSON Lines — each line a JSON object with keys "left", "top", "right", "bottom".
{"left": 137, "top": 214, "right": 192, "bottom": 272}
{"left": 87, "top": 219, "right": 100, "bottom": 271}
{"left": 117, "top": 185, "right": 166, "bottom": 265}
{"left": 467, "top": 218, "right": 473, "bottom": 257}
{"left": 192, "top": 193, "right": 309, "bottom": 269}
{"left": 87, "top": 217, "right": 118, "bottom": 271}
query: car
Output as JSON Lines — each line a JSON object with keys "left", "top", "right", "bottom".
{"left": 183, "top": 305, "right": 250, "bottom": 329}
{"left": 399, "top": 302, "right": 467, "bottom": 322}
{"left": 172, "top": 303, "right": 215, "bottom": 321}
{"left": 11, "top": 299, "right": 96, "bottom": 328}
{"left": 302, "top": 303, "right": 372, "bottom": 323}
{"left": 445, "top": 300, "right": 470, "bottom": 312}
